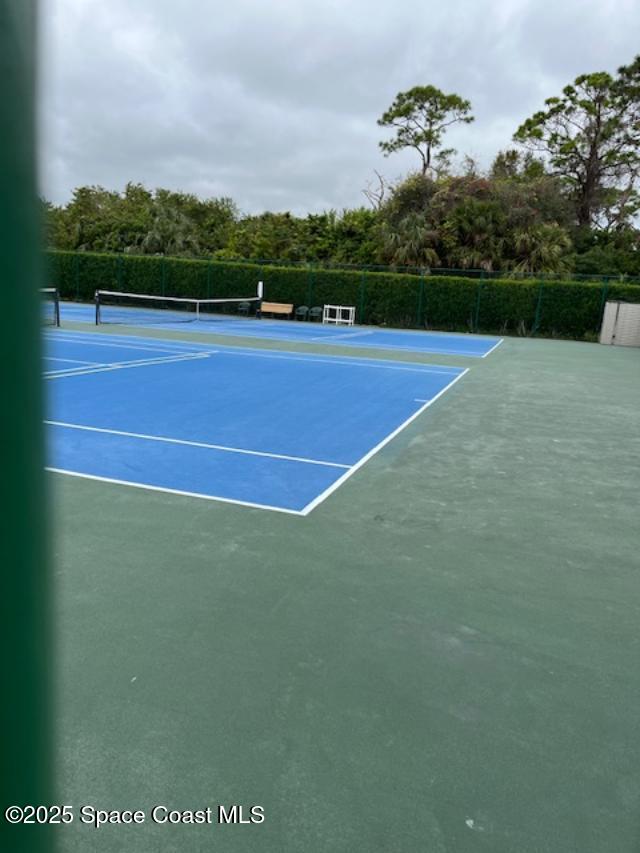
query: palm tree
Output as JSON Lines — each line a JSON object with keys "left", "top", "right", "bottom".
{"left": 510, "top": 223, "right": 572, "bottom": 274}
{"left": 382, "top": 213, "right": 440, "bottom": 269}
{"left": 442, "top": 198, "right": 506, "bottom": 271}
{"left": 141, "top": 201, "right": 201, "bottom": 256}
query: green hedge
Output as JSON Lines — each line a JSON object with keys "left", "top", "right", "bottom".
{"left": 46, "top": 250, "right": 640, "bottom": 339}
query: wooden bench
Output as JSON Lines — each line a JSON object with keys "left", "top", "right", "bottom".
{"left": 258, "top": 301, "right": 294, "bottom": 319}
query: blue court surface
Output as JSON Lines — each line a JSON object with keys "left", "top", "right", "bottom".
{"left": 44, "top": 330, "right": 468, "bottom": 515}
{"left": 60, "top": 301, "right": 503, "bottom": 358}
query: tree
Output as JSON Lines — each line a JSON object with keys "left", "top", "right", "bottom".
{"left": 362, "top": 170, "right": 388, "bottom": 210}
{"left": 509, "top": 224, "right": 572, "bottom": 274}
{"left": 41, "top": 199, "right": 72, "bottom": 250}
{"left": 514, "top": 56, "right": 640, "bottom": 229}
{"left": 381, "top": 212, "right": 440, "bottom": 268}
{"left": 377, "top": 85, "right": 474, "bottom": 175}
{"left": 440, "top": 198, "right": 507, "bottom": 271}
{"left": 140, "top": 190, "right": 201, "bottom": 256}
{"left": 380, "top": 172, "right": 438, "bottom": 224}
{"left": 227, "top": 212, "right": 307, "bottom": 261}
{"left": 573, "top": 228, "right": 640, "bottom": 276}
{"left": 490, "top": 149, "right": 545, "bottom": 181}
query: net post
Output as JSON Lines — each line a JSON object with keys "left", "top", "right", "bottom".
{"left": 256, "top": 281, "right": 264, "bottom": 318}
{"left": 94, "top": 289, "right": 100, "bottom": 325}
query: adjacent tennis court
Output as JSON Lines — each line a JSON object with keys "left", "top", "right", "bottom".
{"left": 58, "top": 298, "right": 503, "bottom": 358}
{"left": 44, "top": 330, "right": 467, "bottom": 514}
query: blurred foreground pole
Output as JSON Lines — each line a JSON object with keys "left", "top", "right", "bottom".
{"left": 0, "top": 2, "right": 52, "bottom": 852}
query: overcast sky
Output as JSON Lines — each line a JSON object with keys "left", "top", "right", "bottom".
{"left": 40, "top": 0, "right": 640, "bottom": 215}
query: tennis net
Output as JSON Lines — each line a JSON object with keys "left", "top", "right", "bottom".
{"left": 95, "top": 290, "right": 261, "bottom": 325}
{"left": 41, "top": 288, "right": 60, "bottom": 327}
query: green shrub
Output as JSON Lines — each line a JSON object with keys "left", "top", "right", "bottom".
{"left": 47, "top": 250, "right": 640, "bottom": 340}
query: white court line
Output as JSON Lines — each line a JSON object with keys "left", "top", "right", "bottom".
{"left": 299, "top": 368, "right": 470, "bottom": 516}
{"left": 46, "top": 329, "right": 245, "bottom": 352}
{"left": 43, "top": 356, "right": 104, "bottom": 365}
{"left": 45, "top": 352, "right": 214, "bottom": 379}
{"left": 481, "top": 338, "right": 504, "bottom": 358}
{"left": 46, "top": 468, "right": 304, "bottom": 516}
{"left": 44, "top": 367, "right": 101, "bottom": 377}
{"left": 46, "top": 420, "right": 350, "bottom": 469}
{"left": 309, "top": 329, "right": 375, "bottom": 343}
{"left": 48, "top": 337, "right": 200, "bottom": 353}
{"left": 47, "top": 334, "right": 200, "bottom": 355}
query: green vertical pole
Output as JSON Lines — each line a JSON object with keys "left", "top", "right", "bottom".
{"left": 425, "top": 272, "right": 431, "bottom": 328}
{"left": 307, "top": 263, "right": 313, "bottom": 306}
{"left": 359, "top": 271, "right": 366, "bottom": 324}
{"left": 597, "top": 282, "right": 609, "bottom": 333}
{"left": 206, "top": 260, "right": 212, "bottom": 298}
{"left": 532, "top": 281, "right": 544, "bottom": 335}
{"left": 0, "top": 3, "right": 52, "bottom": 853}
{"left": 473, "top": 281, "right": 483, "bottom": 332}
{"left": 416, "top": 276, "right": 425, "bottom": 328}
{"left": 73, "top": 251, "right": 80, "bottom": 299}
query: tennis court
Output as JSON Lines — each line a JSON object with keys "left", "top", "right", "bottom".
{"left": 47, "top": 320, "right": 640, "bottom": 853}
{"left": 59, "top": 299, "right": 503, "bottom": 358}
{"left": 44, "top": 330, "right": 467, "bottom": 514}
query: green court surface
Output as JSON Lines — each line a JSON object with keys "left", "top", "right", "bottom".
{"left": 52, "top": 328, "right": 640, "bottom": 852}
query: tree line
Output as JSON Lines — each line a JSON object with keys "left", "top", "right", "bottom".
{"left": 45, "top": 55, "right": 640, "bottom": 278}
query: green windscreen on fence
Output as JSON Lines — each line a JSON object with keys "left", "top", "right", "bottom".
{"left": 47, "top": 249, "right": 640, "bottom": 339}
